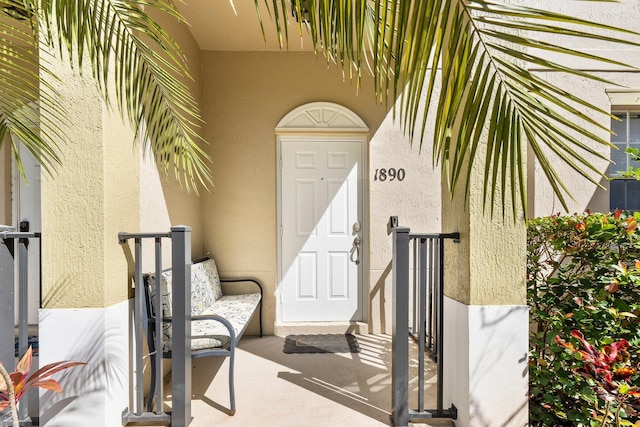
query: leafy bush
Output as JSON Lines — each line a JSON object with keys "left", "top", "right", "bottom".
{"left": 528, "top": 211, "right": 640, "bottom": 426}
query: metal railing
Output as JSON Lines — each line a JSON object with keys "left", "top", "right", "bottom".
{"left": 390, "top": 218, "right": 458, "bottom": 427}
{"left": 0, "top": 225, "right": 41, "bottom": 425}
{"left": 119, "top": 226, "right": 192, "bottom": 427}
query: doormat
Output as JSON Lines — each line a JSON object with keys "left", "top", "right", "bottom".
{"left": 283, "top": 334, "right": 360, "bottom": 354}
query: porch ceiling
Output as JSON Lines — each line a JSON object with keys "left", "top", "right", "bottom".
{"left": 174, "top": 1, "right": 314, "bottom": 52}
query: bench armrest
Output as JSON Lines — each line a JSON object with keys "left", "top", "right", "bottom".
{"left": 163, "top": 314, "right": 237, "bottom": 343}
{"left": 220, "top": 277, "right": 263, "bottom": 299}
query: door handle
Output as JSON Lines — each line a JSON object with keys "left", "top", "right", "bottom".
{"left": 350, "top": 235, "right": 361, "bottom": 265}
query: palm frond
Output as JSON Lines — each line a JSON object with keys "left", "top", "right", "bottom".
{"left": 48, "top": 0, "right": 212, "bottom": 191}
{"left": 262, "top": 0, "right": 640, "bottom": 218}
{"left": 0, "top": 12, "right": 65, "bottom": 178}
{"left": 0, "top": 0, "right": 211, "bottom": 191}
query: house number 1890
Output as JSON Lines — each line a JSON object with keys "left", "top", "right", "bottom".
{"left": 374, "top": 168, "right": 405, "bottom": 182}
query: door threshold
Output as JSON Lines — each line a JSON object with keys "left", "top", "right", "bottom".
{"left": 274, "top": 321, "right": 369, "bottom": 338}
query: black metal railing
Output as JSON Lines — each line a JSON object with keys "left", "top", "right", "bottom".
{"left": 390, "top": 218, "right": 458, "bottom": 427}
{"left": 119, "top": 226, "right": 192, "bottom": 427}
{"left": 0, "top": 225, "right": 41, "bottom": 425}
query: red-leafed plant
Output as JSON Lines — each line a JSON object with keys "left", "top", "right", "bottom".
{"left": 556, "top": 331, "right": 640, "bottom": 426}
{"left": 0, "top": 347, "right": 85, "bottom": 425}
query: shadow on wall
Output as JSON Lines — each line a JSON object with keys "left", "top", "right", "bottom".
{"left": 370, "top": 261, "right": 391, "bottom": 333}
{"left": 40, "top": 276, "right": 75, "bottom": 309}
{"left": 536, "top": 170, "right": 611, "bottom": 217}
{"left": 586, "top": 175, "right": 611, "bottom": 214}
{"left": 141, "top": 156, "right": 205, "bottom": 258}
{"left": 466, "top": 306, "right": 528, "bottom": 427}
{"left": 38, "top": 310, "right": 129, "bottom": 426}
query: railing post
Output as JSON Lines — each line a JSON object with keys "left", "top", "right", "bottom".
{"left": 171, "top": 226, "right": 192, "bottom": 427}
{"left": 392, "top": 226, "right": 410, "bottom": 427}
{"left": 17, "top": 236, "right": 30, "bottom": 420}
{"left": 418, "top": 238, "right": 427, "bottom": 413}
{"left": 437, "top": 236, "right": 446, "bottom": 413}
{"left": 133, "top": 238, "right": 144, "bottom": 415}
{"left": 17, "top": 237, "right": 28, "bottom": 359}
{"left": 153, "top": 237, "right": 164, "bottom": 414}
{"left": 0, "top": 227, "right": 15, "bottom": 371}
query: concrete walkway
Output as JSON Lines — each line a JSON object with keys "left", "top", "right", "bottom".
{"left": 160, "top": 334, "right": 454, "bottom": 427}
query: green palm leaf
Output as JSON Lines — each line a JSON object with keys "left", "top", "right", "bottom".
{"left": 1, "top": 0, "right": 210, "bottom": 191}
{"left": 261, "top": 0, "right": 640, "bottom": 217}
{"left": 0, "top": 5, "right": 65, "bottom": 178}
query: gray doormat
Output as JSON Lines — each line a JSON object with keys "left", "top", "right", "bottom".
{"left": 283, "top": 334, "right": 360, "bottom": 354}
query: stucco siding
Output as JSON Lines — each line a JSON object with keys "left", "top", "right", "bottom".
{"left": 139, "top": 7, "right": 206, "bottom": 266}
{"left": 522, "top": 0, "right": 640, "bottom": 216}
{"left": 40, "top": 48, "right": 110, "bottom": 308}
{"left": 200, "top": 51, "right": 445, "bottom": 333}
{"left": 201, "top": 51, "right": 384, "bottom": 333}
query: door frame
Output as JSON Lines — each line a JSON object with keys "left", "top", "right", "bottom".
{"left": 275, "top": 102, "right": 369, "bottom": 325}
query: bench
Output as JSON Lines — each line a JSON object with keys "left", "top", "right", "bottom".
{"left": 143, "top": 256, "right": 263, "bottom": 415}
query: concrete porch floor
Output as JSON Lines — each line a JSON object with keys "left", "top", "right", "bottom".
{"left": 159, "top": 334, "right": 454, "bottom": 427}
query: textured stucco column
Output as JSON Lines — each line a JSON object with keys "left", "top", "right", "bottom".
{"left": 441, "top": 158, "right": 529, "bottom": 426}
{"left": 38, "top": 46, "right": 139, "bottom": 426}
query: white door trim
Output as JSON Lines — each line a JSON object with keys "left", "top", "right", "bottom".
{"left": 276, "top": 102, "right": 369, "bottom": 134}
{"left": 276, "top": 102, "right": 369, "bottom": 325}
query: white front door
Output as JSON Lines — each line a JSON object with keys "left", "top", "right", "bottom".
{"left": 280, "top": 138, "right": 363, "bottom": 322}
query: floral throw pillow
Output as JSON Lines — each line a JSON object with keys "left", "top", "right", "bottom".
{"left": 147, "top": 269, "right": 173, "bottom": 319}
{"left": 190, "top": 262, "right": 216, "bottom": 314}
{"left": 199, "top": 258, "right": 223, "bottom": 301}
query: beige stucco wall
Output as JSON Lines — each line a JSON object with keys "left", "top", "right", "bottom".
{"left": 442, "top": 0, "right": 640, "bottom": 304}
{"left": 200, "top": 51, "right": 443, "bottom": 334}
{"left": 201, "top": 51, "right": 385, "bottom": 334}
{"left": 368, "top": 87, "right": 443, "bottom": 332}
{"left": 529, "top": 73, "right": 640, "bottom": 217}
{"left": 40, "top": 46, "right": 139, "bottom": 308}
{"left": 525, "top": 0, "right": 640, "bottom": 217}
{"left": 443, "top": 160, "right": 527, "bottom": 306}
{"left": 36, "top": 0, "right": 638, "bottom": 320}
{"left": 140, "top": 8, "right": 206, "bottom": 266}
{"left": 40, "top": 12, "right": 205, "bottom": 308}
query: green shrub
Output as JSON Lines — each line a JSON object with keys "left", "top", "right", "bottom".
{"left": 528, "top": 211, "right": 640, "bottom": 426}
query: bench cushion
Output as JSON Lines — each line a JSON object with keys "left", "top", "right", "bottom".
{"left": 193, "top": 258, "right": 223, "bottom": 303}
{"left": 199, "top": 293, "right": 262, "bottom": 337}
{"left": 166, "top": 293, "right": 261, "bottom": 352}
{"left": 147, "top": 270, "right": 173, "bottom": 318}
{"left": 147, "top": 258, "right": 223, "bottom": 319}
{"left": 147, "top": 258, "right": 259, "bottom": 353}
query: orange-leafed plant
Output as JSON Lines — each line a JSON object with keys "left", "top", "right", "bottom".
{"left": 0, "top": 347, "right": 85, "bottom": 425}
